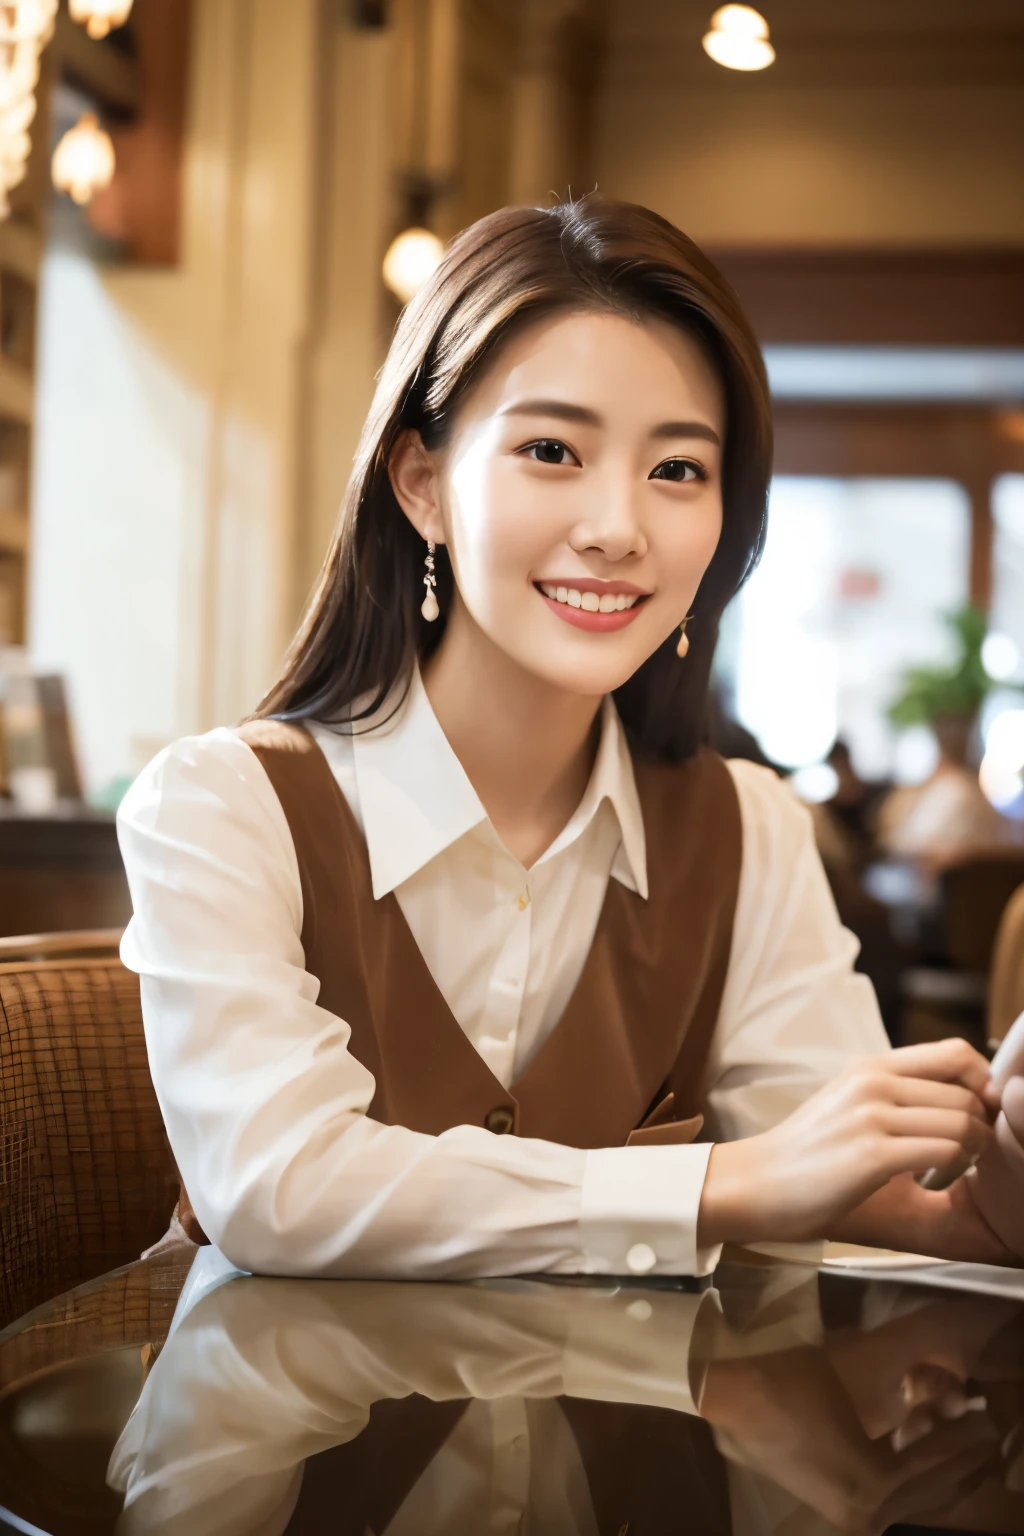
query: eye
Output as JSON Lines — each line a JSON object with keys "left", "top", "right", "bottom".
{"left": 649, "top": 458, "right": 706, "bottom": 484}
{"left": 519, "top": 439, "right": 580, "bottom": 467}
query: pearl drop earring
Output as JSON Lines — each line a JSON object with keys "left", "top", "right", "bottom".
{"left": 421, "top": 540, "right": 439, "bottom": 622}
{"left": 676, "top": 614, "right": 694, "bottom": 658}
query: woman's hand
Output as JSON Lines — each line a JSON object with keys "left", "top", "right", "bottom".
{"left": 698, "top": 1039, "right": 996, "bottom": 1249}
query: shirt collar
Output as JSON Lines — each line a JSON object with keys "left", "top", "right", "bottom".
{"left": 349, "top": 669, "right": 648, "bottom": 901}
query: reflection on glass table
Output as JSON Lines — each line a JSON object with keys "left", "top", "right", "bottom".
{"left": 0, "top": 1246, "right": 1023, "bottom": 1536}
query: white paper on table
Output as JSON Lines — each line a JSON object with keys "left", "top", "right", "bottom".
{"left": 820, "top": 1257, "right": 1024, "bottom": 1299}
{"left": 738, "top": 1241, "right": 1024, "bottom": 1299}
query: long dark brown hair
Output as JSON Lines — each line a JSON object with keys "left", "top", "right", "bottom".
{"left": 258, "top": 198, "right": 772, "bottom": 761}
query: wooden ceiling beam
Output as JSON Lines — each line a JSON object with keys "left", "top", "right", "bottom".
{"left": 712, "top": 249, "right": 1024, "bottom": 348}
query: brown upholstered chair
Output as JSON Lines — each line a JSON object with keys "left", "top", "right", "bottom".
{"left": 942, "top": 854, "right": 1024, "bottom": 975}
{"left": 989, "top": 882, "right": 1024, "bottom": 1048}
{"left": 900, "top": 855, "right": 1024, "bottom": 1048}
{"left": 0, "top": 945, "right": 178, "bottom": 1329}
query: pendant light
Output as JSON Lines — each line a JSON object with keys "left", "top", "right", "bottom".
{"left": 68, "top": 0, "right": 134, "bottom": 41}
{"left": 51, "top": 111, "right": 115, "bottom": 205}
{"left": 382, "top": 227, "right": 444, "bottom": 306}
{"left": 0, "top": 0, "right": 57, "bottom": 217}
{"left": 702, "top": 5, "right": 775, "bottom": 71}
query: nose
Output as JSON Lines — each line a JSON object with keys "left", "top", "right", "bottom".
{"left": 567, "top": 468, "right": 648, "bottom": 563}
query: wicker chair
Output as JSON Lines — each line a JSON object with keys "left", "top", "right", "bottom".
{"left": 989, "top": 882, "right": 1024, "bottom": 1048}
{"left": 0, "top": 946, "right": 178, "bottom": 1329}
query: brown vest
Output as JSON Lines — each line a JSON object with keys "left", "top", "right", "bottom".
{"left": 179, "top": 720, "right": 741, "bottom": 1242}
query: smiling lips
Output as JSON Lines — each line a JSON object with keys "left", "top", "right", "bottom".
{"left": 535, "top": 580, "right": 650, "bottom": 632}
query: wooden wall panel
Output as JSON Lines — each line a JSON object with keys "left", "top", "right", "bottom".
{"left": 714, "top": 250, "right": 1024, "bottom": 347}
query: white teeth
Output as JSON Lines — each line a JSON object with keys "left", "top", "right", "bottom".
{"left": 540, "top": 584, "right": 641, "bottom": 611}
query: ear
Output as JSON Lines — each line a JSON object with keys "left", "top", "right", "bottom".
{"left": 388, "top": 429, "right": 446, "bottom": 545}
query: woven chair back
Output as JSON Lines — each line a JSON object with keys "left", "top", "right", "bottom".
{"left": 0, "top": 957, "right": 178, "bottom": 1329}
{"left": 989, "top": 883, "right": 1024, "bottom": 1047}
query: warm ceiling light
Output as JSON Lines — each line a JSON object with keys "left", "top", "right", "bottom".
{"left": 703, "top": 5, "right": 776, "bottom": 71}
{"left": 0, "top": 3, "right": 57, "bottom": 218}
{"left": 382, "top": 227, "right": 444, "bottom": 305}
{"left": 68, "top": 0, "right": 134, "bottom": 41}
{"left": 51, "top": 111, "right": 115, "bottom": 205}
{"left": 0, "top": 0, "right": 57, "bottom": 43}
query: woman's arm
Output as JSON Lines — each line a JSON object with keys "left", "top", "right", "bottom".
{"left": 697, "top": 764, "right": 1000, "bottom": 1259}
{"left": 118, "top": 731, "right": 718, "bottom": 1279}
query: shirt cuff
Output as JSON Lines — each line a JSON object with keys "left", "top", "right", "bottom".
{"left": 577, "top": 1142, "right": 722, "bottom": 1278}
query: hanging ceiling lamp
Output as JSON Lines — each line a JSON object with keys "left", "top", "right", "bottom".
{"left": 51, "top": 110, "right": 115, "bottom": 205}
{"left": 68, "top": 0, "right": 134, "bottom": 41}
{"left": 0, "top": 0, "right": 57, "bottom": 217}
{"left": 702, "top": 5, "right": 775, "bottom": 71}
{"left": 382, "top": 226, "right": 444, "bottom": 306}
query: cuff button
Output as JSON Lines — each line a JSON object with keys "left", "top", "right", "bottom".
{"left": 625, "top": 1242, "right": 657, "bottom": 1275}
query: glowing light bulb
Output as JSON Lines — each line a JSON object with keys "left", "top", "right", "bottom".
{"left": 982, "top": 631, "right": 1021, "bottom": 682}
{"left": 0, "top": 0, "right": 56, "bottom": 44}
{"left": 68, "top": 0, "right": 134, "bottom": 40}
{"left": 985, "top": 708, "right": 1024, "bottom": 776}
{"left": 51, "top": 111, "right": 115, "bottom": 206}
{"left": 382, "top": 227, "right": 444, "bottom": 305}
{"left": 703, "top": 5, "right": 776, "bottom": 71}
{"left": 789, "top": 762, "right": 839, "bottom": 804}
{"left": 0, "top": 5, "right": 55, "bottom": 220}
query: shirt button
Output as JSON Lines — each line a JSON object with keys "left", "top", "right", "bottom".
{"left": 485, "top": 1105, "right": 516, "bottom": 1135}
{"left": 516, "top": 892, "right": 530, "bottom": 911}
{"left": 625, "top": 1242, "right": 657, "bottom": 1275}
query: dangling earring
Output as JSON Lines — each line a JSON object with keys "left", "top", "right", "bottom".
{"left": 421, "top": 539, "right": 439, "bottom": 621}
{"left": 676, "top": 614, "right": 694, "bottom": 658}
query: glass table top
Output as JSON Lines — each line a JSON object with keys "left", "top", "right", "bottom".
{"left": 1, "top": 1244, "right": 1023, "bottom": 1535}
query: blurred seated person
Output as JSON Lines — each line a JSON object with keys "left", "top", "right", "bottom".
{"left": 802, "top": 743, "right": 912, "bottom": 1044}
{"left": 823, "top": 739, "right": 888, "bottom": 868}
{"left": 804, "top": 741, "right": 879, "bottom": 876}
{"left": 876, "top": 714, "right": 1019, "bottom": 870}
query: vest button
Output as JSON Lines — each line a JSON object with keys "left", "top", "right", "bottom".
{"left": 625, "top": 1242, "right": 657, "bottom": 1275}
{"left": 485, "top": 1105, "right": 515, "bottom": 1135}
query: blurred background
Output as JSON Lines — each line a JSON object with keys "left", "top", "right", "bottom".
{"left": 2, "top": 0, "right": 1024, "bottom": 1047}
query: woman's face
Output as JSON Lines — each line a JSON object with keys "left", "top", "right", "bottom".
{"left": 391, "top": 308, "right": 726, "bottom": 698}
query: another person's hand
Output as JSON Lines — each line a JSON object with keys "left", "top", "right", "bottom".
{"left": 966, "top": 1076, "right": 1024, "bottom": 1256}
{"left": 698, "top": 1039, "right": 996, "bottom": 1249}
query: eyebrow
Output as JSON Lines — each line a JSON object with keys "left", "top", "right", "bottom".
{"left": 499, "top": 399, "right": 721, "bottom": 447}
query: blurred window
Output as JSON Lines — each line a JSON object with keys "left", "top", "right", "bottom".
{"left": 992, "top": 475, "right": 1024, "bottom": 666}
{"left": 716, "top": 477, "right": 970, "bottom": 778}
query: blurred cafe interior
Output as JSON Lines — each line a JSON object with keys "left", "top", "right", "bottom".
{"left": 2, "top": 3, "right": 1024, "bottom": 1534}
{"left": 4, "top": 0, "right": 1023, "bottom": 1044}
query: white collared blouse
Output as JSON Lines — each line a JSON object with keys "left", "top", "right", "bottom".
{"left": 117, "top": 669, "right": 888, "bottom": 1278}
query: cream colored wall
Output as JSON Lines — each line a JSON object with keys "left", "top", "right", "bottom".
{"left": 594, "top": 4, "right": 1024, "bottom": 247}
{"left": 29, "top": 1, "right": 395, "bottom": 793}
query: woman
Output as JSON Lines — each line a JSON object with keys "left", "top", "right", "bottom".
{"left": 119, "top": 199, "right": 1013, "bottom": 1278}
